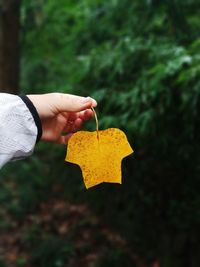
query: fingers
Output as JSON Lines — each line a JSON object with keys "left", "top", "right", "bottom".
{"left": 79, "top": 109, "right": 94, "bottom": 120}
{"left": 62, "top": 109, "right": 94, "bottom": 133}
{"left": 63, "top": 109, "right": 94, "bottom": 121}
{"left": 52, "top": 93, "right": 97, "bottom": 113}
{"left": 63, "top": 117, "right": 83, "bottom": 133}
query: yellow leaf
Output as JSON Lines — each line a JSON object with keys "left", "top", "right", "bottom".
{"left": 65, "top": 128, "right": 133, "bottom": 189}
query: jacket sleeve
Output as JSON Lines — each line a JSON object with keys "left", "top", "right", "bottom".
{"left": 0, "top": 93, "right": 42, "bottom": 168}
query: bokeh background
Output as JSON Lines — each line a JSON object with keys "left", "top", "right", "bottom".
{"left": 0, "top": 0, "right": 200, "bottom": 266}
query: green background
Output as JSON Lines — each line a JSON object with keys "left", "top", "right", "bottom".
{"left": 1, "top": 0, "right": 200, "bottom": 266}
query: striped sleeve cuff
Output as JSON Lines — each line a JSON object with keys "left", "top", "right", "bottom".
{"left": 20, "top": 95, "right": 42, "bottom": 142}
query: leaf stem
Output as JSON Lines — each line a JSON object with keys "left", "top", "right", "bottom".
{"left": 91, "top": 107, "right": 99, "bottom": 140}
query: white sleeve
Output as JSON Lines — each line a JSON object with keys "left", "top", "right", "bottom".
{"left": 0, "top": 93, "right": 41, "bottom": 168}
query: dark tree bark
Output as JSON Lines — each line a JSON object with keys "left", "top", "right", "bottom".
{"left": 0, "top": 0, "right": 20, "bottom": 94}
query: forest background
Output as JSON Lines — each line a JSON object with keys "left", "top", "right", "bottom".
{"left": 0, "top": 0, "right": 200, "bottom": 266}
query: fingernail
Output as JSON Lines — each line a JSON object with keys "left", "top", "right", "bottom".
{"left": 92, "top": 99, "right": 97, "bottom": 107}
{"left": 82, "top": 97, "right": 91, "bottom": 103}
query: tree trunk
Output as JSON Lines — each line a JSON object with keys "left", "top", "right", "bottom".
{"left": 0, "top": 0, "right": 20, "bottom": 94}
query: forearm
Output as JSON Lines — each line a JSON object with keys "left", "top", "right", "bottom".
{"left": 0, "top": 93, "right": 42, "bottom": 168}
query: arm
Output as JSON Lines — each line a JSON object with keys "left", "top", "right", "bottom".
{"left": 0, "top": 93, "right": 39, "bottom": 168}
{"left": 0, "top": 93, "right": 97, "bottom": 168}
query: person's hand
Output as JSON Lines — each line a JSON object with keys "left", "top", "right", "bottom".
{"left": 27, "top": 93, "right": 97, "bottom": 144}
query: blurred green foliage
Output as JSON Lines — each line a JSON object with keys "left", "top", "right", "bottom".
{"left": 1, "top": 0, "right": 200, "bottom": 266}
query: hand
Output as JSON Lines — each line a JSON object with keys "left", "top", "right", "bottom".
{"left": 27, "top": 93, "right": 97, "bottom": 144}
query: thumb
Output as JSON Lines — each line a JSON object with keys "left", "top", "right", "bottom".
{"left": 27, "top": 93, "right": 97, "bottom": 118}
{"left": 52, "top": 93, "right": 97, "bottom": 113}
